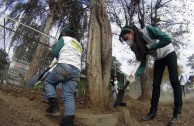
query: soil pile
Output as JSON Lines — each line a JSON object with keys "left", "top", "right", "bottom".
{"left": 0, "top": 84, "right": 194, "bottom": 126}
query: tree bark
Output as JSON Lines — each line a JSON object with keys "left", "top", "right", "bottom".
{"left": 138, "top": 69, "right": 152, "bottom": 101}
{"left": 97, "top": 0, "right": 112, "bottom": 108}
{"left": 85, "top": 0, "right": 112, "bottom": 108}
{"left": 26, "top": 15, "right": 55, "bottom": 80}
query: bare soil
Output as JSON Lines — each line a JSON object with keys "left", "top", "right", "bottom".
{"left": 0, "top": 84, "right": 194, "bottom": 126}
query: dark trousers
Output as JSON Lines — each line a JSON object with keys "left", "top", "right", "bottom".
{"left": 151, "top": 51, "right": 182, "bottom": 114}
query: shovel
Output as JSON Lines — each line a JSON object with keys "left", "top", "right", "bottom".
{"left": 25, "top": 60, "right": 57, "bottom": 88}
{"left": 113, "top": 81, "right": 129, "bottom": 107}
{"left": 113, "top": 61, "right": 141, "bottom": 107}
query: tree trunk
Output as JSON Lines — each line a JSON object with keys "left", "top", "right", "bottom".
{"left": 138, "top": 69, "right": 152, "bottom": 101}
{"left": 85, "top": 0, "right": 112, "bottom": 108}
{"left": 98, "top": 0, "right": 112, "bottom": 108}
{"left": 26, "top": 15, "right": 55, "bottom": 80}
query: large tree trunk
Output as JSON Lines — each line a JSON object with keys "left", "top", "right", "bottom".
{"left": 98, "top": 0, "right": 112, "bottom": 107}
{"left": 138, "top": 69, "right": 152, "bottom": 101}
{"left": 85, "top": 0, "right": 112, "bottom": 108}
{"left": 26, "top": 15, "right": 55, "bottom": 80}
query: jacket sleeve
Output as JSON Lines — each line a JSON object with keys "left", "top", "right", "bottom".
{"left": 53, "top": 37, "right": 64, "bottom": 58}
{"left": 146, "top": 25, "right": 172, "bottom": 51}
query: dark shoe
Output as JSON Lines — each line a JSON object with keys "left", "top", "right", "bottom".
{"left": 60, "top": 116, "right": 75, "bottom": 126}
{"left": 119, "top": 102, "right": 126, "bottom": 107}
{"left": 168, "top": 114, "right": 181, "bottom": 125}
{"left": 141, "top": 110, "right": 156, "bottom": 121}
{"left": 45, "top": 97, "right": 60, "bottom": 116}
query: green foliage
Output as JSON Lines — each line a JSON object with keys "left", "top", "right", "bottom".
{"left": 111, "top": 56, "right": 121, "bottom": 70}
{"left": 78, "top": 79, "right": 86, "bottom": 97}
{"left": 34, "top": 82, "right": 44, "bottom": 91}
{"left": 0, "top": 49, "right": 10, "bottom": 81}
{"left": 187, "top": 54, "right": 194, "bottom": 70}
{"left": 0, "top": 49, "right": 10, "bottom": 71}
{"left": 0, "top": 49, "right": 9, "bottom": 65}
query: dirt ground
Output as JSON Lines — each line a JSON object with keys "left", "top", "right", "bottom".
{"left": 0, "top": 84, "right": 194, "bottom": 126}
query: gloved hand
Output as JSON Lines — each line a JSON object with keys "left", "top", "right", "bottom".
{"left": 135, "top": 66, "right": 145, "bottom": 77}
{"left": 126, "top": 75, "right": 136, "bottom": 83}
{"left": 146, "top": 44, "right": 157, "bottom": 56}
{"left": 126, "top": 61, "right": 141, "bottom": 83}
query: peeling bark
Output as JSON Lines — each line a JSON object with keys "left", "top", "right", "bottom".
{"left": 85, "top": 0, "right": 112, "bottom": 108}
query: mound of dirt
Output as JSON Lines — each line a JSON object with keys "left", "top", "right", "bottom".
{"left": 0, "top": 98, "right": 13, "bottom": 126}
{"left": 0, "top": 84, "right": 194, "bottom": 126}
{"left": 0, "top": 85, "right": 61, "bottom": 126}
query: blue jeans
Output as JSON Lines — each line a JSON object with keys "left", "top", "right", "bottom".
{"left": 44, "top": 63, "right": 80, "bottom": 116}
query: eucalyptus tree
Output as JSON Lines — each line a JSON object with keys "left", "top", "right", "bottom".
{"left": 85, "top": 0, "right": 112, "bottom": 108}
{"left": 187, "top": 54, "right": 194, "bottom": 71}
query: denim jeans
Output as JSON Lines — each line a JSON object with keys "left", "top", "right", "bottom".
{"left": 151, "top": 51, "right": 182, "bottom": 113}
{"left": 44, "top": 63, "right": 80, "bottom": 116}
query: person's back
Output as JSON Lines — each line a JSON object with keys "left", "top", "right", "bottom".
{"left": 57, "top": 36, "right": 82, "bottom": 70}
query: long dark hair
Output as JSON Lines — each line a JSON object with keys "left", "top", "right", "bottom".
{"left": 120, "top": 25, "right": 147, "bottom": 61}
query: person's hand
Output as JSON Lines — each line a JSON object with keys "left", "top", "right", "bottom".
{"left": 146, "top": 44, "right": 150, "bottom": 50}
{"left": 146, "top": 44, "right": 157, "bottom": 56}
{"left": 135, "top": 66, "right": 145, "bottom": 77}
{"left": 126, "top": 75, "right": 136, "bottom": 83}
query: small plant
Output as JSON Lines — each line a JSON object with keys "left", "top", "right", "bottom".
{"left": 34, "top": 82, "right": 44, "bottom": 90}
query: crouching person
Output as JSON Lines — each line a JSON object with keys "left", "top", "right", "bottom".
{"left": 44, "top": 26, "right": 82, "bottom": 126}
